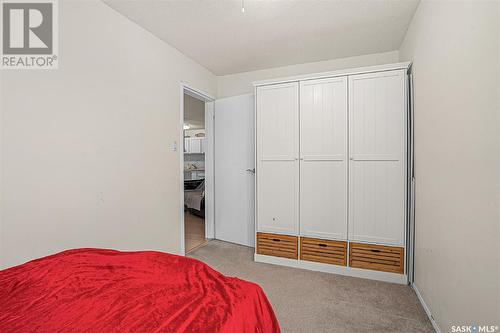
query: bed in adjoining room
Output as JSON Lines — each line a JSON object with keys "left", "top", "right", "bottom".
{"left": 0, "top": 248, "right": 280, "bottom": 333}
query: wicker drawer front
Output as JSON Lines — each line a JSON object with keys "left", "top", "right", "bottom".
{"left": 300, "top": 237, "right": 347, "bottom": 266}
{"left": 349, "top": 243, "right": 404, "bottom": 273}
{"left": 256, "top": 233, "right": 298, "bottom": 259}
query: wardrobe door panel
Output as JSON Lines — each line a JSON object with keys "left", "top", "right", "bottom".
{"left": 350, "top": 161, "right": 404, "bottom": 244}
{"left": 258, "top": 83, "right": 298, "bottom": 159}
{"left": 300, "top": 161, "right": 347, "bottom": 239}
{"left": 256, "top": 83, "right": 299, "bottom": 234}
{"left": 299, "top": 77, "right": 348, "bottom": 240}
{"left": 348, "top": 70, "right": 406, "bottom": 246}
{"left": 257, "top": 161, "right": 298, "bottom": 233}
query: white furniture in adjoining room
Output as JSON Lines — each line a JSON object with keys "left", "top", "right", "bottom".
{"left": 184, "top": 169, "right": 205, "bottom": 180}
{"left": 254, "top": 62, "right": 410, "bottom": 284}
{"left": 184, "top": 137, "right": 205, "bottom": 154}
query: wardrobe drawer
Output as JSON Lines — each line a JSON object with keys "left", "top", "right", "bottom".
{"left": 300, "top": 237, "right": 347, "bottom": 266}
{"left": 349, "top": 243, "right": 404, "bottom": 274}
{"left": 256, "top": 233, "right": 298, "bottom": 259}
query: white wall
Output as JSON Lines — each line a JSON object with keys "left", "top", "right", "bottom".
{"left": 399, "top": 1, "right": 499, "bottom": 330}
{"left": 217, "top": 51, "right": 399, "bottom": 98}
{"left": 0, "top": 0, "right": 216, "bottom": 268}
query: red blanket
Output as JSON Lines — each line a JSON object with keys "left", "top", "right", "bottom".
{"left": 0, "top": 249, "right": 280, "bottom": 333}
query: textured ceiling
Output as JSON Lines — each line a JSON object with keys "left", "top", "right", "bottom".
{"left": 105, "top": 0, "right": 419, "bottom": 75}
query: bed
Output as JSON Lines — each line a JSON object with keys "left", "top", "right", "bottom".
{"left": 0, "top": 248, "right": 280, "bottom": 333}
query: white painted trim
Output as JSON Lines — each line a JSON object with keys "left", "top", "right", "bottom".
{"left": 253, "top": 61, "right": 411, "bottom": 87}
{"left": 253, "top": 86, "right": 258, "bottom": 250}
{"left": 254, "top": 254, "right": 408, "bottom": 284}
{"left": 181, "top": 82, "right": 216, "bottom": 102}
{"left": 412, "top": 283, "right": 441, "bottom": 333}
{"left": 204, "top": 101, "right": 215, "bottom": 239}
{"left": 179, "top": 84, "right": 186, "bottom": 256}
{"left": 0, "top": 70, "right": 3, "bottom": 268}
{"left": 179, "top": 82, "right": 215, "bottom": 256}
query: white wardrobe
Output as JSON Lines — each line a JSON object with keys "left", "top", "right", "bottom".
{"left": 254, "top": 63, "right": 410, "bottom": 283}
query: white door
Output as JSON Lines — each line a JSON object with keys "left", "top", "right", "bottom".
{"left": 256, "top": 83, "right": 299, "bottom": 235}
{"left": 300, "top": 77, "right": 348, "bottom": 240}
{"left": 215, "top": 94, "right": 255, "bottom": 247}
{"left": 348, "top": 70, "right": 406, "bottom": 246}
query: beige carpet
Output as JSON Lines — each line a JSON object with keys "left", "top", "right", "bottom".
{"left": 189, "top": 240, "right": 434, "bottom": 333}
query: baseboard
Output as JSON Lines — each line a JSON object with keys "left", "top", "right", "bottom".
{"left": 412, "top": 283, "right": 441, "bottom": 333}
{"left": 254, "top": 253, "right": 408, "bottom": 284}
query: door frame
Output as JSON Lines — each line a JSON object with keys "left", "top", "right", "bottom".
{"left": 179, "top": 82, "right": 215, "bottom": 255}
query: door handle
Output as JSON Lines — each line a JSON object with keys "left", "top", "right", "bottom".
{"left": 246, "top": 168, "right": 255, "bottom": 174}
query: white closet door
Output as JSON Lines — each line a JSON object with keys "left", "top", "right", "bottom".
{"left": 300, "top": 77, "right": 348, "bottom": 240}
{"left": 256, "top": 82, "right": 299, "bottom": 235}
{"left": 348, "top": 70, "right": 406, "bottom": 246}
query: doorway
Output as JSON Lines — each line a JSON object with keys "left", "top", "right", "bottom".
{"left": 180, "top": 84, "right": 215, "bottom": 254}
{"left": 179, "top": 85, "right": 256, "bottom": 255}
